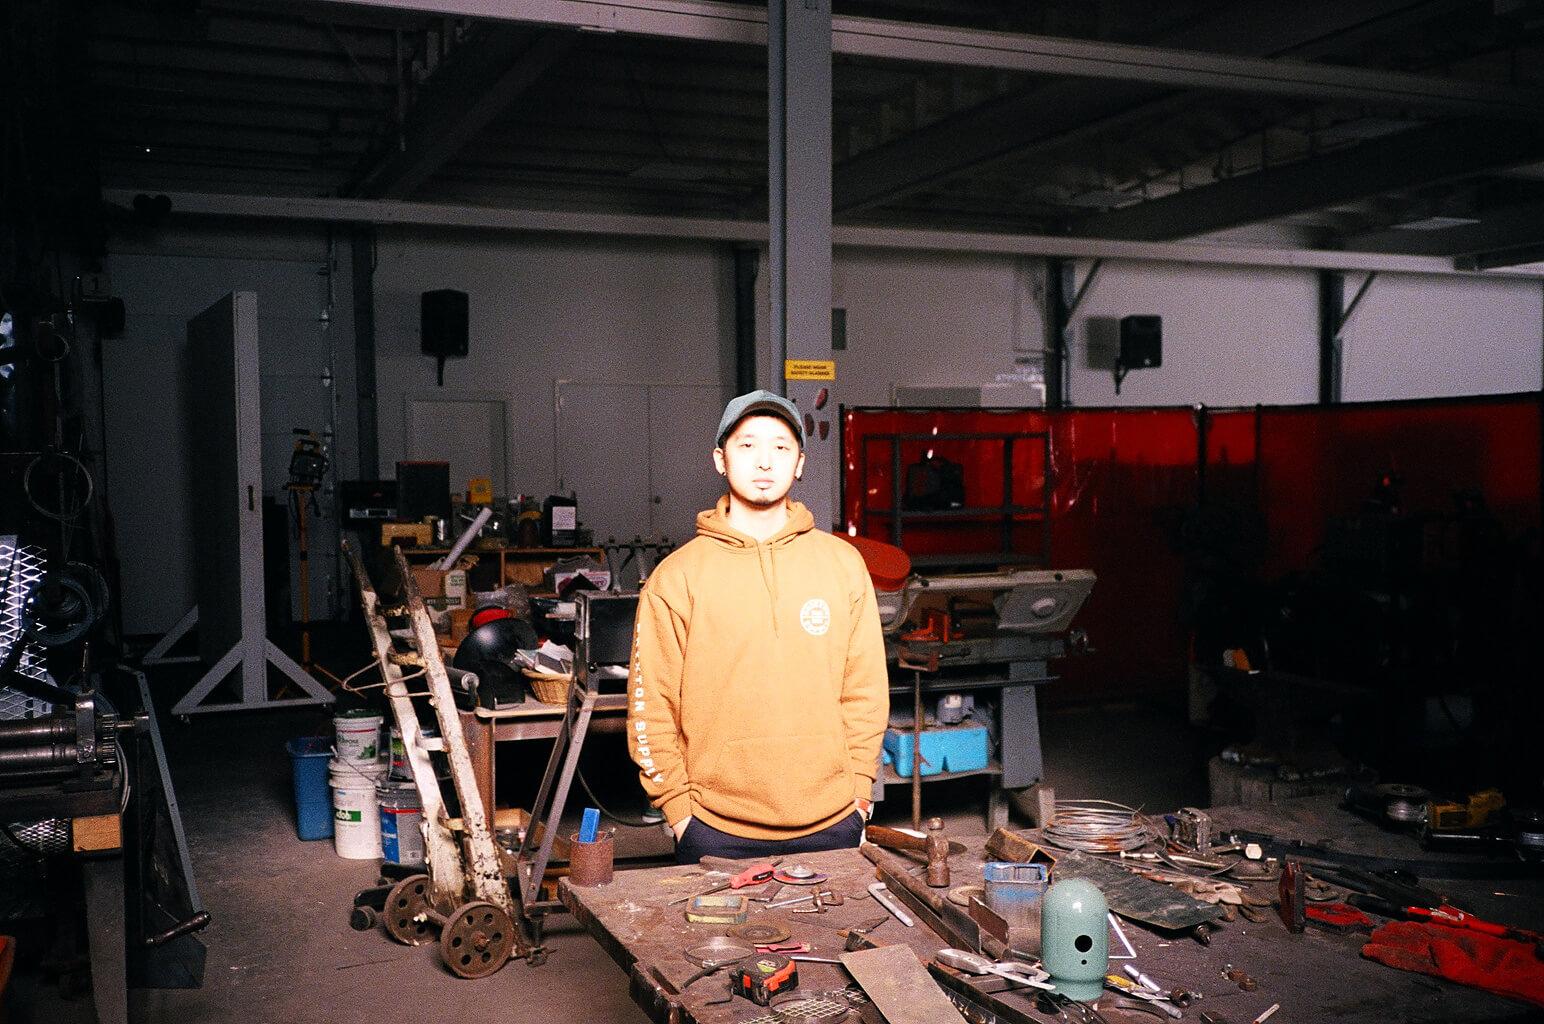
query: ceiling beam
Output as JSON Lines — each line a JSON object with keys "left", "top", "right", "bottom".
{"left": 1070, "top": 119, "right": 1544, "bottom": 241}
{"left": 349, "top": 26, "right": 577, "bottom": 198}
{"left": 833, "top": 0, "right": 1474, "bottom": 215}
{"left": 302, "top": 0, "right": 1544, "bottom": 119}
{"left": 1458, "top": 242, "right": 1544, "bottom": 270}
{"left": 1342, "top": 199, "right": 1544, "bottom": 255}
{"left": 99, "top": 188, "right": 1544, "bottom": 278}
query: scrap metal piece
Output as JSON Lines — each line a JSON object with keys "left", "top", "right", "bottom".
{"left": 686, "top": 894, "right": 749, "bottom": 924}
{"left": 1050, "top": 850, "right": 1224, "bottom": 931}
{"left": 1279, "top": 861, "right": 1306, "bottom": 933}
{"left": 772, "top": 996, "right": 851, "bottom": 1023}
{"left": 868, "top": 882, "right": 915, "bottom": 927}
{"left": 841, "top": 944, "right": 964, "bottom": 1024}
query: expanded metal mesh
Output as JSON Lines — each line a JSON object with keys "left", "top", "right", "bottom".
{"left": 0, "top": 535, "right": 53, "bottom": 719}
{"left": 0, "top": 819, "right": 68, "bottom": 920}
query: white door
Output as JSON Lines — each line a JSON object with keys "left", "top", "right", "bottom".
{"left": 404, "top": 394, "right": 510, "bottom": 500}
{"left": 556, "top": 381, "right": 725, "bottom": 546}
{"left": 647, "top": 384, "right": 727, "bottom": 544}
{"left": 555, "top": 383, "right": 651, "bottom": 544}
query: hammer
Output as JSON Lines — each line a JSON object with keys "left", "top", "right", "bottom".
{"left": 864, "top": 819, "right": 959, "bottom": 887}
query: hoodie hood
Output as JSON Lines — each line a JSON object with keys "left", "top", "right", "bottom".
{"left": 696, "top": 497, "right": 815, "bottom": 548}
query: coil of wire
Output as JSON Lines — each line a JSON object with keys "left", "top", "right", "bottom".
{"left": 1040, "top": 799, "right": 1158, "bottom": 854}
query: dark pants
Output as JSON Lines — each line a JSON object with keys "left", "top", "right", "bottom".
{"left": 674, "top": 811, "right": 865, "bottom": 864}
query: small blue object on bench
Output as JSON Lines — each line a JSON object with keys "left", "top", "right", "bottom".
{"left": 579, "top": 807, "right": 601, "bottom": 844}
{"left": 882, "top": 724, "right": 990, "bottom": 778}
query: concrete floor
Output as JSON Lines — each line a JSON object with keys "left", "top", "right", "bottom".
{"left": 14, "top": 678, "right": 1206, "bottom": 1024}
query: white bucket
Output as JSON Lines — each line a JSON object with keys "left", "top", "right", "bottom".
{"left": 330, "top": 759, "right": 386, "bottom": 859}
{"left": 334, "top": 711, "right": 383, "bottom": 766}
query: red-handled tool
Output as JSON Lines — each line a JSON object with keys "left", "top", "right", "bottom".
{"left": 668, "top": 862, "right": 778, "bottom": 905}
{"left": 1349, "top": 895, "right": 1544, "bottom": 946}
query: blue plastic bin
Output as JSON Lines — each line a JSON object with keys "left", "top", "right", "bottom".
{"left": 882, "top": 724, "right": 990, "bottom": 778}
{"left": 287, "top": 736, "right": 335, "bottom": 841}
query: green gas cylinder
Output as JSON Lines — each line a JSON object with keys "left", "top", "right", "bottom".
{"left": 1040, "top": 877, "right": 1108, "bottom": 1001}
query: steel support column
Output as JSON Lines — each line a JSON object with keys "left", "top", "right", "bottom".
{"left": 733, "top": 245, "right": 760, "bottom": 395}
{"left": 1044, "top": 258, "right": 1075, "bottom": 409}
{"left": 350, "top": 227, "right": 380, "bottom": 476}
{"left": 1318, "top": 270, "right": 1344, "bottom": 405}
{"left": 769, "top": 0, "right": 834, "bottom": 527}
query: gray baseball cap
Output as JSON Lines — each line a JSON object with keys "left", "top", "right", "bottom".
{"left": 715, "top": 390, "right": 804, "bottom": 448}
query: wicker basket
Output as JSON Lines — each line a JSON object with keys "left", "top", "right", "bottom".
{"left": 522, "top": 668, "right": 572, "bottom": 704}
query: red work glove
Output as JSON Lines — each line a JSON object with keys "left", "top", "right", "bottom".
{"left": 1363, "top": 920, "right": 1544, "bottom": 1009}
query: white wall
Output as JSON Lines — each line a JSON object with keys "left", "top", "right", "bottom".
{"left": 372, "top": 227, "right": 735, "bottom": 534}
{"left": 1340, "top": 273, "right": 1542, "bottom": 401}
{"left": 826, "top": 249, "right": 1042, "bottom": 407}
{"left": 1066, "top": 259, "right": 1323, "bottom": 407}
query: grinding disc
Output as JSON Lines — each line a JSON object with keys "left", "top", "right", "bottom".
{"left": 728, "top": 922, "right": 791, "bottom": 945}
{"left": 774, "top": 866, "right": 828, "bottom": 886}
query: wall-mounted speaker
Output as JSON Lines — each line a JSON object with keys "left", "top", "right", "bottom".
{"left": 1118, "top": 315, "right": 1162, "bottom": 369}
{"left": 1115, "top": 315, "right": 1161, "bottom": 395}
{"left": 421, "top": 289, "right": 468, "bottom": 386}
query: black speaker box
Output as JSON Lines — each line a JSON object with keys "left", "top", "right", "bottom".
{"left": 421, "top": 290, "right": 469, "bottom": 357}
{"left": 396, "top": 461, "right": 451, "bottom": 524}
{"left": 1119, "top": 315, "right": 1162, "bottom": 369}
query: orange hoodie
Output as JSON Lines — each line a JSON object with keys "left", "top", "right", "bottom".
{"left": 626, "top": 498, "right": 889, "bottom": 840}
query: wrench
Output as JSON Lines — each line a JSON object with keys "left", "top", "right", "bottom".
{"left": 934, "top": 948, "right": 1055, "bottom": 990}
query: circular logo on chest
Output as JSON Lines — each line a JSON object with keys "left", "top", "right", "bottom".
{"left": 799, "top": 598, "right": 831, "bottom": 636}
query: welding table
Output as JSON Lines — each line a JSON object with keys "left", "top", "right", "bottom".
{"left": 560, "top": 798, "right": 1544, "bottom": 1024}
{"left": 559, "top": 846, "right": 949, "bottom": 1024}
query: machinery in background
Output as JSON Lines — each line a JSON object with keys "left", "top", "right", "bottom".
{"left": 1, "top": 538, "right": 209, "bottom": 1015}
{"left": 3, "top": 293, "right": 207, "bottom": 1019}
{"left": 871, "top": 559, "right": 1096, "bottom": 831}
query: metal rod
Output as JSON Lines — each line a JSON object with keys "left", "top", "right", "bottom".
{"left": 867, "top": 882, "right": 915, "bottom": 927}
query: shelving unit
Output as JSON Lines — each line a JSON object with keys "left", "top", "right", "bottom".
{"left": 401, "top": 545, "right": 605, "bottom": 592}
{"left": 859, "top": 430, "right": 1053, "bottom": 568}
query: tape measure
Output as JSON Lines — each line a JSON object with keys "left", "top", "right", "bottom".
{"left": 730, "top": 953, "right": 798, "bottom": 1006}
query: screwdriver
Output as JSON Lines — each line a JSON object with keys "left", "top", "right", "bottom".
{"left": 668, "top": 861, "right": 778, "bottom": 905}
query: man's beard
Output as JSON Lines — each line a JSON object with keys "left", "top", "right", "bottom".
{"left": 733, "top": 487, "right": 788, "bottom": 510}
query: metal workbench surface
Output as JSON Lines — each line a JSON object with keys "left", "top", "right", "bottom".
{"left": 560, "top": 799, "right": 1544, "bottom": 1024}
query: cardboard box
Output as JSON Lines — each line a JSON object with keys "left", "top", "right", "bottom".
{"left": 412, "top": 566, "right": 468, "bottom": 610}
{"left": 411, "top": 566, "right": 446, "bottom": 598}
{"left": 382, "top": 522, "right": 432, "bottom": 547}
{"left": 467, "top": 477, "right": 494, "bottom": 505}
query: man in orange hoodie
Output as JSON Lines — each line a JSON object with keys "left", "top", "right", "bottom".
{"left": 627, "top": 391, "right": 890, "bottom": 863}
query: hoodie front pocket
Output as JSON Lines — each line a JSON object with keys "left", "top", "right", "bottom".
{"left": 699, "top": 733, "right": 847, "bottom": 827}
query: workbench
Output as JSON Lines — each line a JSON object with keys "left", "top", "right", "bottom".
{"left": 560, "top": 846, "right": 949, "bottom": 1024}
{"left": 559, "top": 797, "right": 1544, "bottom": 1024}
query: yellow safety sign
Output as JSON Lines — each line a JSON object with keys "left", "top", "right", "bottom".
{"left": 784, "top": 359, "right": 836, "bottom": 381}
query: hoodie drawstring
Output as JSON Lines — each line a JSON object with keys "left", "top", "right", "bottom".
{"left": 757, "top": 543, "right": 779, "bottom": 635}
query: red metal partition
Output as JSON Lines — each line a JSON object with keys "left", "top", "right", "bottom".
{"left": 842, "top": 394, "right": 1541, "bottom": 703}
